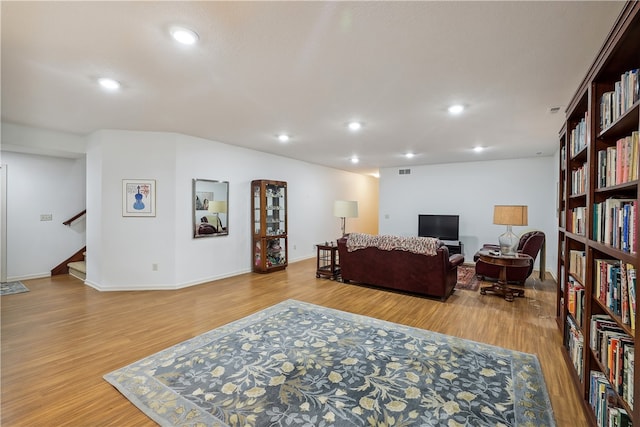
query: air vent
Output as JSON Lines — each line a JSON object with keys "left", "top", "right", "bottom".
{"left": 399, "top": 169, "right": 411, "bottom": 175}
{"left": 548, "top": 106, "right": 561, "bottom": 114}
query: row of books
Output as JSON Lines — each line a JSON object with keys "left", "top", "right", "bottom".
{"left": 571, "top": 162, "right": 588, "bottom": 195}
{"left": 590, "top": 314, "right": 635, "bottom": 411}
{"left": 568, "top": 276, "right": 585, "bottom": 327}
{"left": 568, "top": 207, "right": 587, "bottom": 236}
{"left": 596, "top": 132, "right": 640, "bottom": 188}
{"left": 594, "top": 259, "right": 637, "bottom": 330}
{"left": 570, "top": 113, "right": 589, "bottom": 158}
{"left": 589, "top": 371, "right": 632, "bottom": 427}
{"left": 593, "top": 198, "right": 637, "bottom": 253}
{"left": 600, "top": 68, "right": 640, "bottom": 131}
{"left": 565, "top": 316, "right": 584, "bottom": 382}
{"left": 569, "top": 249, "right": 586, "bottom": 283}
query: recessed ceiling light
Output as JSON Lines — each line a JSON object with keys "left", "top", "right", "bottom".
{"left": 170, "top": 27, "right": 199, "bottom": 45}
{"left": 473, "top": 146, "right": 484, "bottom": 152}
{"left": 448, "top": 104, "right": 464, "bottom": 115}
{"left": 405, "top": 152, "right": 415, "bottom": 159}
{"left": 98, "top": 78, "right": 120, "bottom": 91}
{"left": 277, "top": 134, "right": 290, "bottom": 142}
{"left": 350, "top": 156, "right": 359, "bottom": 164}
{"left": 348, "top": 121, "right": 362, "bottom": 131}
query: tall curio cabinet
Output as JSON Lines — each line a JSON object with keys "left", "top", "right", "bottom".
{"left": 252, "top": 180, "right": 288, "bottom": 273}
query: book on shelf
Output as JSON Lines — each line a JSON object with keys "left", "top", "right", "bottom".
{"left": 569, "top": 249, "right": 586, "bottom": 282}
{"left": 593, "top": 260, "right": 635, "bottom": 330}
{"left": 570, "top": 113, "right": 589, "bottom": 157}
{"left": 590, "top": 314, "right": 635, "bottom": 411}
{"left": 593, "top": 198, "right": 637, "bottom": 252}
{"left": 624, "top": 346, "right": 634, "bottom": 410}
{"left": 629, "top": 267, "right": 636, "bottom": 332}
{"left": 596, "top": 131, "right": 639, "bottom": 189}
{"left": 589, "top": 370, "right": 618, "bottom": 427}
{"left": 569, "top": 207, "right": 587, "bottom": 236}
{"left": 600, "top": 68, "right": 640, "bottom": 131}
{"left": 571, "top": 162, "right": 588, "bottom": 194}
{"left": 568, "top": 276, "right": 585, "bottom": 326}
{"left": 565, "top": 316, "right": 584, "bottom": 381}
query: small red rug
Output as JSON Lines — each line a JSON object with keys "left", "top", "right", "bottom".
{"left": 456, "top": 264, "right": 480, "bottom": 291}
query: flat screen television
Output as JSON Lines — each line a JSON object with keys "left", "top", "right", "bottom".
{"left": 418, "top": 214, "right": 459, "bottom": 241}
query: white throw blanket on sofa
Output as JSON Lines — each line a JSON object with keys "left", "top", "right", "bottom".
{"left": 346, "top": 233, "right": 439, "bottom": 256}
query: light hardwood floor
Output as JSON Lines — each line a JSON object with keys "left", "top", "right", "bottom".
{"left": 1, "top": 259, "right": 587, "bottom": 426}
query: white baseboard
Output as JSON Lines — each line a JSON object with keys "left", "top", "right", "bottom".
{"left": 7, "top": 272, "right": 51, "bottom": 282}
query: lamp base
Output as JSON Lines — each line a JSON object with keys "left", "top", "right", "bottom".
{"left": 498, "top": 225, "right": 519, "bottom": 256}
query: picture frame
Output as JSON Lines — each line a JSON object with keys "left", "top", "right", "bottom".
{"left": 122, "top": 179, "right": 156, "bottom": 217}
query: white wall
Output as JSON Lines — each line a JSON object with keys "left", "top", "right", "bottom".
{"left": 86, "top": 129, "right": 378, "bottom": 290}
{"left": 1, "top": 151, "right": 86, "bottom": 280}
{"left": 379, "top": 156, "right": 557, "bottom": 273}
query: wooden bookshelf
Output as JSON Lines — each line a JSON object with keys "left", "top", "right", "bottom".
{"left": 557, "top": 2, "right": 639, "bottom": 426}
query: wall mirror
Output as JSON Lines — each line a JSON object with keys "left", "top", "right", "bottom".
{"left": 193, "top": 179, "right": 229, "bottom": 238}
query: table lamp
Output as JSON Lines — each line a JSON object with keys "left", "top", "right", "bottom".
{"left": 493, "top": 205, "right": 528, "bottom": 255}
{"left": 333, "top": 200, "right": 358, "bottom": 236}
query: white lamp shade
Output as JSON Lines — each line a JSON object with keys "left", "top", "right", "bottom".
{"left": 333, "top": 200, "right": 358, "bottom": 218}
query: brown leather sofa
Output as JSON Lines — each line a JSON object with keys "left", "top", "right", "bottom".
{"left": 337, "top": 235, "right": 464, "bottom": 301}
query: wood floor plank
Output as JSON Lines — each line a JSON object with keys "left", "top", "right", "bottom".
{"left": 1, "top": 259, "right": 587, "bottom": 426}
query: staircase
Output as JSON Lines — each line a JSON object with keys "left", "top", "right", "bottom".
{"left": 50, "top": 210, "right": 87, "bottom": 280}
{"left": 50, "top": 246, "right": 86, "bottom": 278}
{"left": 67, "top": 252, "right": 86, "bottom": 280}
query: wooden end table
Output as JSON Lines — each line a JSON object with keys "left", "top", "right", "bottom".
{"left": 316, "top": 243, "right": 340, "bottom": 280}
{"left": 477, "top": 250, "right": 532, "bottom": 302}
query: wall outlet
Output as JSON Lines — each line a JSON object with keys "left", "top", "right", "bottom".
{"left": 40, "top": 214, "right": 53, "bottom": 221}
{"left": 152, "top": 263, "right": 158, "bottom": 271}
{"left": 293, "top": 244, "right": 296, "bottom": 250}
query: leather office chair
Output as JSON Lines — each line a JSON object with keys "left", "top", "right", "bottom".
{"left": 473, "top": 231, "right": 545, "bottom": 284}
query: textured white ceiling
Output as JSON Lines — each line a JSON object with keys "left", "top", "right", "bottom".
{"left": 1, "top": 1, "right": 625, "bottom": 175}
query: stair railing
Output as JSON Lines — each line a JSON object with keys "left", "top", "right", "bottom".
{"left": 62, "top": 210, "right": 86, "bottom": 226}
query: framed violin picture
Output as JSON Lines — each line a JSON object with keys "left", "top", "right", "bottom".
{"left": 122, "top": 179, "right": 156, "bottom": 217}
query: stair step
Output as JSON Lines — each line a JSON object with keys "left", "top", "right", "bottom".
{"left": 68, "top": 261, "right": 86, "bottom": 280}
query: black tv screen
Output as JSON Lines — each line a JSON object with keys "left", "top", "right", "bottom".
{"left": 418, "top": 214, "right": 459, "bottom": 241}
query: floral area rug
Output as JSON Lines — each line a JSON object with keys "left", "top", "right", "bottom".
{"left": 104, "top": 300, "right": 555, "bottom": 426}
{"left": 0, "top": 281, "right": 29, "bottom": 296}
{"left": 456, "top": 264, "right": 480, "bottom": 291}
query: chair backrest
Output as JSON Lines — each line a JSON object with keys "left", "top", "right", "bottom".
{"left": 518, "top": 231, "right": 545, "bottom": 261}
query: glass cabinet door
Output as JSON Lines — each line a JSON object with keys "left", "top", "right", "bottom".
{"left": 253, "top": 183, "right": 262, "bottom": 236}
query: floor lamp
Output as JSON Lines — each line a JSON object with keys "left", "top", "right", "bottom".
{"left": 334, "top": 200, "right": 358, "bottom": 236}
{"left": 493, "top": 205, "right": 528, "bottom": 255}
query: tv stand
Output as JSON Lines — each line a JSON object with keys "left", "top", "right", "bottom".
{"left": 442, "top": 241, "right": 463, "bottom": 256}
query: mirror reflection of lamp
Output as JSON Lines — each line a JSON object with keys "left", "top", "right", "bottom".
{"left": 208, "top": 201, "right": 227, "bottom": 232}
{"left": 333, "top": 200, "right": 358, "bottom": 237}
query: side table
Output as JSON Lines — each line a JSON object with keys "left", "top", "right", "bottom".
{"left": 477, "top": 250, "right": 532, "bottom": 302}
{"left": 316, "top": 243, "right": 340, "bottom": 280}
